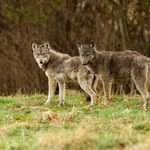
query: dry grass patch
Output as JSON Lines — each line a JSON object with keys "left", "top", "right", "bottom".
{"left": 36, "top": 116, "right": 99, "bottom": 150}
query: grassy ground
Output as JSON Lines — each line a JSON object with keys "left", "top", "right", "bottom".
{"left": 0, "top": 92, "right": 150, "bottom": 150}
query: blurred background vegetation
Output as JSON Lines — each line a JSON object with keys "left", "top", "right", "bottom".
{"left": 0, "top": 0, "right": 150, "bottom": 95}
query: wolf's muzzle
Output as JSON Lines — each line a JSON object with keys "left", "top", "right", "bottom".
{"left": 82, "top": 61, "right": 89, "bottom": 65}
{"left": 40, "top": 60, "right": 43, "bottom": 64}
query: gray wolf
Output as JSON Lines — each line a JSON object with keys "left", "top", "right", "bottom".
{"left": 32, "top": 42, "right": 99, "bottom": 106}
{"left": 78, "top": 41, "right": 150, "bottom": 109}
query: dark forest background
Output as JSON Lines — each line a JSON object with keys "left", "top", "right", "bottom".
{"left": 0, "top": 0, "right": 150, "bottom": 95}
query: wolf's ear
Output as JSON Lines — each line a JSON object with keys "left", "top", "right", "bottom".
{"left": 78, "top": 42, "right": 82, "bottom": 50}
{"left": 90, "top": 41, "right": 94, "bottom": 48}
{"left": 44, "top": 42, "right": 50, "bottom": 49}
{"left": 32, "top": 42, "right": 38, "bottom": 51}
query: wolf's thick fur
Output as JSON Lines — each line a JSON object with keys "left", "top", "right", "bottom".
{"left": 32, "top": 42, "right": 99, "bottom": 106}
{"left": 78, "top": 42, "right": 150, "bottom": 109}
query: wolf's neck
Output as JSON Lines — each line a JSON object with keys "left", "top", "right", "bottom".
{"left": 88, "top": 51, "right": 101, "bottom": 74}
{"left": 44, "top": 50, "right": 70, "bottom": 71}
{"left": 91, "top": 51, "right": 100, "bottom": 65}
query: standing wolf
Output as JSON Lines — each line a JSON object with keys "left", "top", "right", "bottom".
{"left": 78, "top": 41, "right": 150, "bottom": 109}
{"left": 32, "top": 42, "right": 99, "bottom": 106}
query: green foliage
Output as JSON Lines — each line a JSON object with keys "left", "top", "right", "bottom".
{"left": 55, "top": 0, "right": 62, "bottom": 8}
{"left": 145, "top": 0, "right": 150, "bottom": 5}
{"left": 7, "top": 126, "right": 23, "bottom": 136}
{"left": 96, "top": 133, "right": 119, "bottom": 148}
{"left": 12, "top": 113, "right": 29, "bottom": 120}
{"left": 133, "top": 123, "right": 150, "bottom": 131}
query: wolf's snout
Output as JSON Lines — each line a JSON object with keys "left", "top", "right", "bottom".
{"left": 82, "top": 61, "right": 89, "bottom": 65}
{"left": 40, "top": 60, "right": 43, "bottom": 64}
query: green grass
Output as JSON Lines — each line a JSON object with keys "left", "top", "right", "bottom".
{"left": 0, "top": 93, "right": 150, "bottom": 150}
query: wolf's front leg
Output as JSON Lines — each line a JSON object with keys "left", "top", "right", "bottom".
{"left": 92, "top": 77, "right": 100, "bottom": 98}
{"left": 79, "top": 81, "right": 98, "bottom": 105}
{"left": 58, "top": 80, "right": 66, "bottom": 106}
{"left": 102, "top": 80, "right": 113, "bottom": 105}
{"left": 45, "top": 78, "right": 57, "bottom": 105}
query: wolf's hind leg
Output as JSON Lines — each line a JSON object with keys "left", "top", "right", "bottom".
{"left": 132, "top": 78, "right": 149, "bottom": 110}
{"left": 130, "top": 79, "right": 136, "bottom": 96}
{"left": 45, "top": 78, "right": 57, "bottom": 105}
{"left": 58, "top": 80, "right": 66, "bottom": 106}
{"left": 132, "top": 66, "right": 150, "bottom": 109}
{"left": 102, "top": 80, "right": 113, "bottom": 105}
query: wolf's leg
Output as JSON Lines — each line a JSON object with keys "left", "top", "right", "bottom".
{"left": 92, "top": 77, "right": 100, "bottom": 96}
{"left": 92, "top": 77, "right": 100, "bottom": 104}
{"left": 45, "top": 78, "right": 57, "bottom": 105}
{"left": 83, "top": 92, "right": 91, "bottom": 102}
{"left": 130, "top": 79, "right": 136, "bottom": 96}
{"left": 58, "top": 80, "right": 66, "bottom": 106}
{"left": 132, "top": 78, "right": 149, "bottom": 110}
{"left": 132, "top": 65, "right": 150, "bottom": 109}
{"left": 79, "top": 82, "right": 98, "bottom": 105}
{"left": 102, "top": 80, "right": 113, "bottom": 105}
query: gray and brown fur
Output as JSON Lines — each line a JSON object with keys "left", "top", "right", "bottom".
{"left": 78, "top": 41, "right": 150, "bottom": 109}
{"left": 32, "top": 42, "right": 99, "bottom": 106}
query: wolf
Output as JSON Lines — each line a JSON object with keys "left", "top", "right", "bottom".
{"left": 78, "top": 41, "right": 150, "bottom": 109}
{"left": 32, "top": 42, "right": 99, "bottom": 106}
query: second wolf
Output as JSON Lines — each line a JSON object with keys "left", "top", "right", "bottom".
{"left": 78, "top": 42, "right": 150, "bottom": 109}
{"left": 32, "top": 42, "right": 99, "bottom": 106}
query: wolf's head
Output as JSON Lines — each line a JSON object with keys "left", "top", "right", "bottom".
{"left": 78, "top": 41, "right": 96, "bottom": 65}
{"left": 32, "top": 42, "right": 51, "bottom": 65}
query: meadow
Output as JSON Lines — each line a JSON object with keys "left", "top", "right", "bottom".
{"left": 0, "top": 91, "right": 150, "bottom": 150}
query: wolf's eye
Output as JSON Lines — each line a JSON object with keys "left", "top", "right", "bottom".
{"left": 43, "top": 53, "right": 46, "bottom": 56}
{"left": 37, "top": 53, "right": 40, "bottom": 56}
{"left": 81, "top": 54, "right": 84, "bottom": 57}
{"left": 86, "top": 53, "right": 90, "bottom": 57}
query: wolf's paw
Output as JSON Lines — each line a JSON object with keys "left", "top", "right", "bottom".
{"left": 58, "top": 102, "right": 64, "bottom": 106}
{"left": 143, "top": 97, "right": 150, "bottom": 110}
{"left": 44, "top": 100, "right": 51, "bottom": 105}
{"left": 91, "top": 102, "right": 97, "bottom": 105}
{"left": 91, "top": 94, "right": 99, "bottom": 105}
{"left": 103, "top": 100, "right": 110, "bottom": 105}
